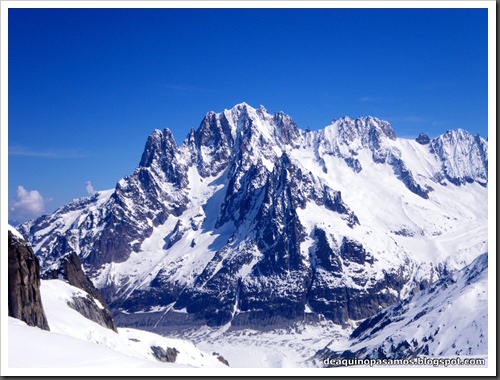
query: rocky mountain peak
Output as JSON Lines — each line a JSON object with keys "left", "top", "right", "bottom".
{"left": 184, "top": 103, "right": 305, "bottom": 178}
{"left": 139, "top": 128, "right": 178, "bottom": 168}
{"left": 430, "top": 128, "right": 488, "bottom": 186}
{"left": 416, "top": 132, "right": 431, "bottom": 144}
{"left": 19, "top": 104, "right": 488, "bottom": 332}
{"left": 321, "top": 115, "right": 396, "bottom": 147}
{"left": 218, "top": 103, "right": 303, "bottom": 148}
{"left": 315, "top": 115, "right": 397, "bottom": 171}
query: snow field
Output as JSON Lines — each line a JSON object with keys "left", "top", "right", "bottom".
{"left": 8, "top": 280, "right": 226, "bottom": 369}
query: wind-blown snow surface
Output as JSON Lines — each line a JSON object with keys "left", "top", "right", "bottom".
{"left": 8, "top": 279, "right": 226, "bottom": 369}
{"left": 17, "top": 103, "right": 488, "bottom": 358}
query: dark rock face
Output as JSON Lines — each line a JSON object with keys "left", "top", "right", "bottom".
{"left": 307, "top": 273, "right": 400, "bottom": 325}
{"left": 8, "top": 231, "right": 49, "bottom": 331}
{"left": 191, "top": 111, "right": 235, "bottom": 177}
{"left": 213, "top": 352, "right": 230, "bottom": 367}
{"left": 43, "top": 252, "right": 104, "bottom": 306}
{"left": 340, "top": 237, "right": 372, "bottom": 265}
{"left": 388, "top": 149, "right": 430, "bottom": 199}
{"left": 42, "top": 252, "right": 117, "bottom": 332}
{"left": 416, "top": 132, "right": 430, "bottom": 144}
{"left": 311, "top": 227, "right": 342, "bottom": 272}
{"left": 344, "top": 156, "right": 362, "bottom": 173}
{"left": 139, "top": 129, "right": 188, "bottom": 188}
{"left": 151, "top": 346, "right": 179, "bottom": 363}
{"left": 67, "top": 296, "right": 117, "bottom": 332}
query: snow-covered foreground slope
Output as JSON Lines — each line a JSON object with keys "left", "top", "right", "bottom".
{"left": 314, "top": 252, "right": 488, "bottom": 364}
{"left": 8, "top": 279, "right": 226, "bottom": 369}
{"left": 8, "top": 318, "right": 176, "bottom": 369}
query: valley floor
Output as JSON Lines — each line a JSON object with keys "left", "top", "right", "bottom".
{"left": 173, "top": 319, "right": 352, "bottom": 368}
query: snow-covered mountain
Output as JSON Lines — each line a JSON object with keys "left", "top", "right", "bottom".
{"left": 314, "top": 252, "right": 488, "bottom": 364}
{"left": 18, "top": 103, "right": 488, "bottom": 332}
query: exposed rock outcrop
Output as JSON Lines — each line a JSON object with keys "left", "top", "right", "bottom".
{"left": 416, "top": 132, "right": 430, "bottom": 145}
{"left": 150, "top": 346, "right": 179, "bottom": 363}
{"left": 212, "top": 352, "right": 230, "bottom": 366}
{"left": 42, "top": 252, "right": 117, "bottom": 332}
{"left": 8, "top": 229, "right": 50, "bottom": 330}
{"left": 66, "top": 295, "right": 117, "bottom": 332}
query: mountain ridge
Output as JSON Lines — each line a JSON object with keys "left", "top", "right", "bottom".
{"left": 314, "top": 252, "right": 488, "bottom": 365}
{"left": 18, "top": 103, "right": 488, "bottom": 330}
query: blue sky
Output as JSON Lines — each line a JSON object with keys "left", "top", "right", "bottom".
{"left": 7, "top": 7, "right": 489, "bottom": 222}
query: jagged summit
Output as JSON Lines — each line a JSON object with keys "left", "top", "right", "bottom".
{"left": 19, "top": 104, "right": 488, "bottom": 331}
{"left": 326, "top": 115, "right": 396, "bottom": 139}
{"left": 143, "top": 104, "right": 402, "bottom": 177}
{"left": 141, "top": 105, "right": 400, "bottom": 168}
{"left": 430, "top": 127, "right": 488, "bottom": 186}
{"left": 416, "top": 132, "right": 431, "bottom": 145}
{"left": 139, "top": 128, "right": 178, "bottom": 167}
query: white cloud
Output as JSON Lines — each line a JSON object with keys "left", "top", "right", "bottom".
{"left": 86, "top": 181, "right": 96, "bottom": 195}
{"left": 9, "top": 145, "right": 87, "bottom": 158}
{"left": 10, "top": 186, "right": 46, "bottom": 222}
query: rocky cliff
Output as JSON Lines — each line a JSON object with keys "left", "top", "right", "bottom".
{"left": 8, "top": 228, "right": 50, "bottom": 331}
{"left": 42, "top": 252, "right": 117, "bottom": 332}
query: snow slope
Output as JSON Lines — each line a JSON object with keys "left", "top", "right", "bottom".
{"left": 315, "top": 252, "right": 488, "bottom": 363}
{"left": 8, "top": 279, "right": 226, "bottom": 369}
{"left": 8, "top": 318, "right": 177, "bottom": 369}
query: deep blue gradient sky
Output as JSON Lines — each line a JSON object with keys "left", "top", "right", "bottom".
{"left": 8, "top": 7, "right": 489, "bottom": 222}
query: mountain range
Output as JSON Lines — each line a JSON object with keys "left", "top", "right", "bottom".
{"left": 18, "top": 103, "right": 488, "bottom": 341}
